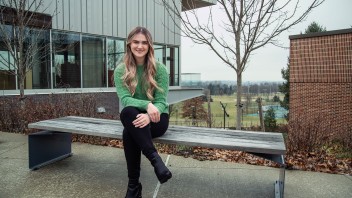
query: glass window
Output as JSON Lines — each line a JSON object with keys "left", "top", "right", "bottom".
{"left": 82, "top": 35, "right": 105, "bottom": 88}
{"left": 153, "top": 45, "right": 180, "bottom": 86}
{"left": 52, "top": 31, "right": 81, "bottom": 88}
{"left": 154, "top": 44, "right": 165, "bottom": 64}
{"left": 0, "top": 25, "right": 16, "bottom": 89}
{"left": 166, "top": 47, "right": 171, "bottom": 83}
{"left": 174, "top": 47, "right": 179, "bottom": 86}
{"left": 0, "top": 25, "right": 51, "bottom": 90}
{"left": 23, "top": 28, "right": 51, "bottom": 89}
{"left": 107, "top": 38, "right": 124, "bottom": 87}
{"left": 166, "top": 46, "right": 180, "bottom": 86}
{"left": 0, "top": 25, "right": 13, "bottom": 69}
{"left": 0, "top": 51, "right": 10, "bottom": 70}
{"left": 0, "top": 50, "right": 16, "bottom": 90}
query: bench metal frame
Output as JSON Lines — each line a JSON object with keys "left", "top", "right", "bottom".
{"left": 28, "top": 116, "right": 286, "bottom": 198}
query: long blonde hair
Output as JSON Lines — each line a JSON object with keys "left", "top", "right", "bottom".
{"left": 122, "top": 26, "right": 160, "bottom": 100}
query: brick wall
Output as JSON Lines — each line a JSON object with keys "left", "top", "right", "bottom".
{"left": 289, "top": 29, "right": 352, "bottom": 134}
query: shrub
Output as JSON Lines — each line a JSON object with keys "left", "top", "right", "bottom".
{"left": 0, "top": 93, "right": 118, "bottom": 134}
{"left": 336, "top": 125, "right": 352, "bottom": 155}
{"left": 272, "top": 95, "right": 280, "bottom": 102}
{"left": 286, "top": 114, "right": 333, "bottom": 154}
{"left": 264, "top": 107, "right": 277, "bottom": 131}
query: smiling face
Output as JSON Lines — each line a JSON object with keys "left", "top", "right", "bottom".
{"left": 130, "top": 33, "right": 149, "bottom": 65}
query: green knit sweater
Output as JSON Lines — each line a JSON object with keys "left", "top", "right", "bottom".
{"left": 114, "top": 62, "right": 169, "bottom": 114}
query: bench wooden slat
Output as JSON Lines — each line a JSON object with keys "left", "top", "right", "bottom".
{"left": 28, "top": 116, "right": 286, "bottom": 155}
{"left": 167, "top": 128, "right": 283, "bottom": 142}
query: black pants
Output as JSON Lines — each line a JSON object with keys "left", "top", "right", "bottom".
{"left": 120, "top": 106, "right": 169, "bottom": 180}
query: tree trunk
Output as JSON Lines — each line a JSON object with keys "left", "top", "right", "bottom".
{"left": 18, "top": 72, "right": 26, "bottom": 132}
{"left": 257, "top": 97, "right": 265, "bottom": 132}
{"left": 206, "top": 89, "right": 212, "bottom": 128}
{"left": 236, "top": 73, "right": 242, "bottom": 130}
{"left": 19, "top": 75, "right": 25, "bottom": 100}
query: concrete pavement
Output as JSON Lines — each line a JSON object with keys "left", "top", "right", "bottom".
{"left": 1, "top": 131, "right": 351, "bottom": 198}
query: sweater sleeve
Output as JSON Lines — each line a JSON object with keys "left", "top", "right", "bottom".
{"left": 114, "top": 64, "right": 150, "bottom": 110}
{"left": 153, "top": 63, "right": 169, "bottom": 113}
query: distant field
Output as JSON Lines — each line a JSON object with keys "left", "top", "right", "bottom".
{"left": 169, "top": 93, "right": 287, "bottom": 128}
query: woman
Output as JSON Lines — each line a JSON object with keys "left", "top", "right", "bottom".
{"left": 114, "top": 27, "right": 172, "bottom": 198}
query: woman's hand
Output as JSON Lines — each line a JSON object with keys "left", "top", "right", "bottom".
{"left": 147, "top": 103, "right": 160, "bottom": 123}
{"left": 133, "top": 113, "right": 151, "bottom": 128}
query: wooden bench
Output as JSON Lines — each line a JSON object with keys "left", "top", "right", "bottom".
{"left": 28, "top": 116, "right": 286, "bottom": 198}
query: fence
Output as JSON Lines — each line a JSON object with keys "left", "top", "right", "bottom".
{"left": 168, "top": 119, "right": 261, "bottom": 129}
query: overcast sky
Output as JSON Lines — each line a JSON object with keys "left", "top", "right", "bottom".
{"left": 180, "top": 0, "right": 352, "bottom": 82}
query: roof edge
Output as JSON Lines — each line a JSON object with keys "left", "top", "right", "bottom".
{"left": 289, "top": 28, "right": 352, "bottom": 40}
{"left": 182, "top": 0, "right": 216, "bottom": 11}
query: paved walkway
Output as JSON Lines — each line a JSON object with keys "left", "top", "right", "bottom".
{"left": 0, "top": 131, "right": 351, "bottom": 198}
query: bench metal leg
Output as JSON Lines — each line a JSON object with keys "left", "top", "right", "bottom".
{"left": 249, "top": 152, "right": 285, "bottom": 198}
{"left": 28, "top": 131, "right": 72, "bottom": 170}
{"left": 275, "top": 156, "right": 285, "bottom": 198}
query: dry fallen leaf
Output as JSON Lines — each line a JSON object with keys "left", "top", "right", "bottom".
{"left": 71, "top": 135, "right": 351, "bottom": 176}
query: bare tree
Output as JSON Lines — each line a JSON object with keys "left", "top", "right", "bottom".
{"left": 0, "top": 0, "right": 53, "bottom": 100}
{"left": 162, "top": 0, "right": 324, "bottom": 129}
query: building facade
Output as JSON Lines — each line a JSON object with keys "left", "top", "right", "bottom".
{"left": 0, "top": 0, "right": 216, "bottom": 113}
{"left": 289, "top": 28, "right": 352, "bottom": 135}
